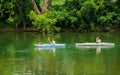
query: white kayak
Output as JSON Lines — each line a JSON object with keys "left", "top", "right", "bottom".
{"left": 76, "top": 43, "right": 115, "bottom": 49}
{"left": 76, "top": 43, "right": 115, "bottom": 46}
{"left": 76, "top": 45, "right": 114, "bottom": 49}
{"left": 34, "top": 44, "right": 65, "bottom": 48}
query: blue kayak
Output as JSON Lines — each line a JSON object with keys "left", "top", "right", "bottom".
{"left": 34, "top": 44, "right": 65, "bottom": 47}
{"left": 34, "top": 44, "right": 65, "bottom": 50}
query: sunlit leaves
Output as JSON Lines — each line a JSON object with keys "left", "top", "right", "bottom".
{"left": 6, "top": 17, "right": 14, "bottom": 24}
{"left": 29, "top": 10, "right": 59, "bottom": 33}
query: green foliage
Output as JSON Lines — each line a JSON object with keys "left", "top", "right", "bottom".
{"left": 29, "top": 11, "right": 59, "bottom": 33}
{"left": 99, "top": 12, "right": 116, "bottom": 27}
{"left": 0, "top": 0, "right": 15, "bottom": 29}
{"left": 80, "top": 0, "right": 98, "bottom": 30}
{"left": 62, "top": 0, "right": 120, "bottom": 31}
{"left": 6, "top": 17, "right": 14, "bottom": 24}
{"left": 51, "top": 9, "right": 68, "bottom": 28}
{"left": 97, "top": 0, "right": 119, "bottom": 29}
{"left": 1, "top": 0, "right": 120, "bottom": 32}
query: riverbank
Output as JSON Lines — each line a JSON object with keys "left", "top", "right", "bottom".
{"left": 0, "top": 27, "right": 119, "bottom": 33}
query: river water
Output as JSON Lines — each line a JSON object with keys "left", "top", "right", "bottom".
{"left": 0, "top": 32, "right": 119, "bottom": 75}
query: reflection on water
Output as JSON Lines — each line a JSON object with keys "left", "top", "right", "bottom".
{"left": 95, "top": 45, "right": 115, "bottom": 54}
{"left": 96, "top": 46, "right": 101, "bottom": 54}
{"left": 51, "top": 46, "right": 56, "bottom": 55}
{"left": 35, "top": 46, "right": 56, "bottom": 55}
{"left": 0, "top": 32, "right": 120, "bottom": 75}
{"left": 76, "top": 45, "right": 115, "bottom": 54}
{"left": 0, "top": 58, "right": 35, "bottom": 75}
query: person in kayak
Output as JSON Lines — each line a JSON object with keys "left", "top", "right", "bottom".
{"left": 51, "top": 38, "right": 56, "bottom": 46}
{"left": 38, "top": 42, "right": 43, "bottom": 45}
{"left": 96, "top": 36, "right": 101, "bottom": 43}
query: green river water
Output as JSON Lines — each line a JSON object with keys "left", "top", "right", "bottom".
{"left": 0, "top": 32, "right": 119, "bottom": 75}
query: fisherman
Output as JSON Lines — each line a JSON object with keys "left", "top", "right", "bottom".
{"left": 96, "top": 36, "right": 101, "bottom": 43}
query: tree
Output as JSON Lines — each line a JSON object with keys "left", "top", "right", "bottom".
{"left": 15, "top": 0, "right": 26, "bottom": 30}
{"left": 0, "top": 0, "right": 16, "bottom": 30}
{"left": 42, "top": 0, "right": 52, "bottom": 13}
{"left": 29, "top": 0, "right": 53, "bottom": 33}
{"left": 30, "top": 0, "right": 52, "bottom": 14}
{"left": 30, "top": 0, "right": 41, "bottom": 14}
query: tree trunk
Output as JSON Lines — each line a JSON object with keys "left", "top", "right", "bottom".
{"left": 42, "top": 0, "right": 52, "bottom": 13}
{"left": 30, "top": 0, "right": 52, "bottom": 33}
{"left": 16, "top": 0, "right": 26, "bottom": 30}
{"left": 30, "top": 0, "right": 41, "bottom": 14}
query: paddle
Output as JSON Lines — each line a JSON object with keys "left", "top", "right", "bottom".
{"left": 48, "top": 37, "right": 51, "bottom": 42}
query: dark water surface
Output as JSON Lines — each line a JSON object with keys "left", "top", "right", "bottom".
{"left": 0, "top": 32, "right": 119, "bottom": 75}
